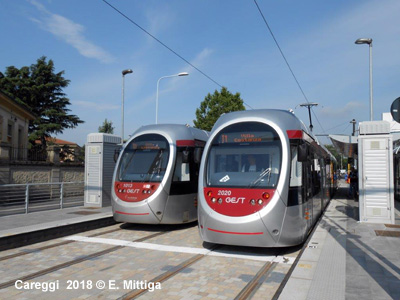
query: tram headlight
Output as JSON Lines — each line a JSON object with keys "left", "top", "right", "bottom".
{"left": 250, "top": 199, "right": 256, "bottom": 205}
{"left": 217, "top": 198, "right": 223, "bottom": 204}
{"left": 257, "top": 199, "right": 263, "bottom": 205}
{"left": 211, "top": 197, "right": 217, "bottom": 203}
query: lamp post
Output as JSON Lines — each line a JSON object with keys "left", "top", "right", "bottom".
{"left": 355, "top": 38, "right": 373, "bottom": 121}
{"left": 121, "top": 69, "right": 133, "bottom": 143}
{"left": 156, "top": 72, "right": 189, "bottom": 124}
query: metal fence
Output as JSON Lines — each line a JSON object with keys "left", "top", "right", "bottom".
{"left": 8, "top": 147, "right": 48, "bottom": 162}
{"left": 0, "top": 181, "right": 84, "bottom": 216}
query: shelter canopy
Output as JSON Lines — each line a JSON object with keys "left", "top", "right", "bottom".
{"left": 329, "top": 135, "right": 358, "bottom": 158}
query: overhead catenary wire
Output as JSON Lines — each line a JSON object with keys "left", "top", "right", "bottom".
{"left": 101, "top": 0, "right": 254, "bottom": 110}
{"left": 325, "top": 121, "right": 352, "bottom": 132}
{"left": 341, "top": 123, "right": 351, "bottom": 134}
{"left": 253, "top": 0, "right": 325, "bottom": 132}
{"left": 101, "top": 0, "right": 222, "bottom": 87}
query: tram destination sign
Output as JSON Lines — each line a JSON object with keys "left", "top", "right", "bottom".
{"left": 130, "top": 141, "right": 167, "bottom": 150}
{"left": 219, "top": 132, "right": 274, "bottom": 144}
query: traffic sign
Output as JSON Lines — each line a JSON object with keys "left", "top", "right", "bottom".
{"left": 390, "top": 97, "right": 400, "bottom": 123}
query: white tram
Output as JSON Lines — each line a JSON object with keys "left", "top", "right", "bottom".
{"left": 198, "top": 109, "right": 337, "bottom": 247}
{"left": 112, "top": 124, "right": 208, "bottom": 224}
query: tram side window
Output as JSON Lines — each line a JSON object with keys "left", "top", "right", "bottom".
{"left": 313, "top": 158, "right": 321, "bottom": 196}
{"left": 173, "top": 152, "right": 190, "bottom": 182}
{"left": 290, "top": 146, "right": 302, "bottom": 187}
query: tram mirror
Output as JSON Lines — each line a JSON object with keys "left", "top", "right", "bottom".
{"left": 298, "top": 144, "right": 308, "bottom": 162}
{"left": 114, "top": 148, "right": 121, "bottom": 162}
{"left": 182, "top": 150, "right": 190, "bottom": 163}
{"left": 391, "top": 97, "right": 400, "bottom": 123}
{"left": 194, "top": 148, "right": 203, "bottom": 164}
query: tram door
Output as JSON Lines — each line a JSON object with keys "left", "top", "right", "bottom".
{"left": 303, "top": 161, "right": 314, "bottom": 229}
{"left": 170, "top": 147, "right": 198, "bottom": 196}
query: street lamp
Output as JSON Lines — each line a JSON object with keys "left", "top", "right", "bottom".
{"left": 121, "top": 69, "right": 133, "bottom": 143}
{"left": 355, "top": 38, "right": 373, "bottom": 121}
{"left": 156, "top": 72, "right": 189, "bottom": 124}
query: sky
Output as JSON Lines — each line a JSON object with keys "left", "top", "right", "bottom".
{"left": 0, "top": 0, "right": 399, "bottom": 146}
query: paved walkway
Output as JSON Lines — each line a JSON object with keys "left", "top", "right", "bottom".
{"left": 0, "top": 206, "right": 113, "bottom": 251}
{"left": 279, "top": 182, "right": 400, "bottom": 300}
{"left": 0, "top": 206, "right": 112, "bottom": 237}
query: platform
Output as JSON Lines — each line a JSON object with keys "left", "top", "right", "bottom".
{"left": 279, "top": 182, "right": 400, "bottom": 300}
{"left": 0, "top": 206, "right": 114, "bottom": 251}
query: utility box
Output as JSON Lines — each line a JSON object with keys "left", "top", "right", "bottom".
{"left": 358, "top": 121, "right": 394, "bottom": 224}
{"left": 84, "top": 133, "right": 121, "bottom": 207}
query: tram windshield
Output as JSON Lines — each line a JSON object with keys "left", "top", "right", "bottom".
{"left": 206, "top": 122, "right": 282, "bottom": 188}
{"left": 118, "top": 134, "right": 169, "bottom": 182}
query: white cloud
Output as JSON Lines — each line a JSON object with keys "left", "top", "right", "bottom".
{"left": 28, "top": 0, "right": 115, "bottom": 63}
{"left": 158, "top": 48, "right": 214, "bottom": 95}
{"left": 191, "top": 48, "right": 214, "bottom": 67}
{"left": 145, "top": 6, "right": 175, "bottom": 38}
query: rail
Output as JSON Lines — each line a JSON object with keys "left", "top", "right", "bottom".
{"left": 0, "top": 181, "right": 84, "bottom": 216}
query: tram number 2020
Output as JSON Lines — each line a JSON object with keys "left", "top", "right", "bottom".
{"left": 217, "top": 190, "right": 231, "bottom": 196}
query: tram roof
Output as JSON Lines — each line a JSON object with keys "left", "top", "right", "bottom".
{"left": 131, "top": 123, "right": 209, "bottom": 142}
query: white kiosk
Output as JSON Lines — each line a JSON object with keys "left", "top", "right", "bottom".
{"left": 358, "top": 121, "right": 395, "bottom": 224}
{"left": 84, "top": 133, "right": 121, "bottom": 208}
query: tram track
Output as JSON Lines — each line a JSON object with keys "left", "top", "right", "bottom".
{"left": 1, "top": 222, "right": 300, "bottom": 298}
{"left": 119, "top": 245, "right": 289, "bottom": 300}
{"left": 234, "top": 261, "right": 278, "bottom": 300}
{"left": 0, "top": 230, "right": 169, "bottom": 290}
{"left": 119, "top": 244, "right": 221, "bottom": 300}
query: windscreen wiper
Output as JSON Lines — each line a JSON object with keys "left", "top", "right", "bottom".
{"left": 249, "top": 168, "right": 271, "bottom": 187}
{"left": 120, "top": 150, "right": 137, "bottom": 179}
{"left": 144, "top": 150, "right": 163, "bottom": 182}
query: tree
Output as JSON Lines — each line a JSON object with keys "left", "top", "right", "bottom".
{"left": 194, "top": 87, "right": 245, "bottom": 131}
{"left": 0, "top": 56, "right": 84, "bottom": 150}
{"left": 325, "top": 144, "right": 347, "bottom": 169}
{"left": 98, "top": 119, "right": 115, "bottom": 134}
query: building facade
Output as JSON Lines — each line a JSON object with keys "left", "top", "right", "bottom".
{"left": 0, "top": 91, "right": 35, "bottom": 160}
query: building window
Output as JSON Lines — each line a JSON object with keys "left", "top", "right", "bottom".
{"left": 0, "top": 116, "right": 3, "bottom": 141}
{"left": 7, "top": 122, "right": 13, "bottom": 144}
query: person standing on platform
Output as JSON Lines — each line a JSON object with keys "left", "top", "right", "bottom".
{"left": 348, "top": 167, "right": 358, "bottom": 199}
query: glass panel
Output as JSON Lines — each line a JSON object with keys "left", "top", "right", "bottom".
{"left": 290, "top": 146, "right": 302, "bottom": 187}
{"left": 206, "top": 122, "right": 282, "bottom": 189}
{"left": 173, "top": 152, "right": 190, "bottom": 182}
{"left": 118, "top": 134, "right": 169, "bottom": 182}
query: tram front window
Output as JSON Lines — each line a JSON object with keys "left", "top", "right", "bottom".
{"left": 206, "top": 122, "right": 282, "bottom": 188}
{"left": 118, "top": 134, "right": 169, "bottom": 182}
